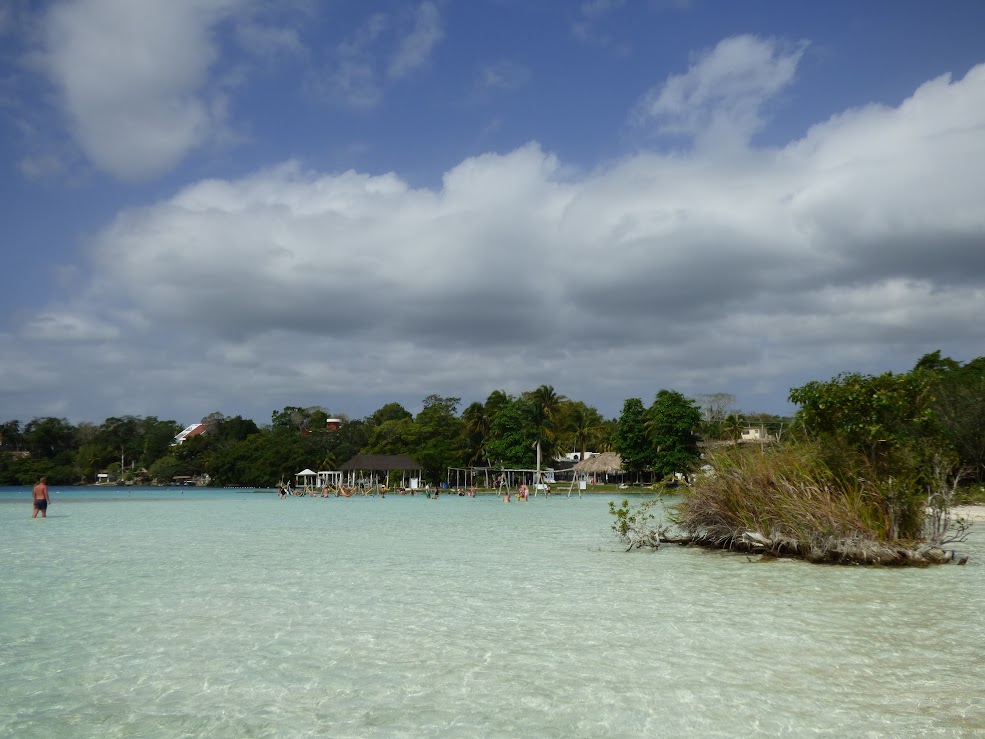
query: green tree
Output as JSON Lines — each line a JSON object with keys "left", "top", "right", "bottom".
{"left": 525, "top": 384, "right": 566, "bottom": 466}
{"left": 647, "top": 390, "right": 702, "bottom": 479}
{"left": 148, "top": 455, "right": 184, "bottom": 485}
{"left": 484, "top": 390, "right": 511, "bottom": 421}
{"left": 326, "top": 418, "right": 371, "bottom": 467}
{"left": 414, "top": 395, "right": 463, "bottom": 483}
{"left": 271, "top": 406, "right": 328, "bottom": 432}
{"left": 364, "top": 418, "right": 419, "bottom": 455}
{"left": 461, "top": 401, "right": 490, "bottom": 465}
{"left": 916, "top": 352, "right": 985, "bottom": 481}
{"left": 614, "top": 398, "right": 653, "bottom": 477}
{"left": 789, "top": 370, "right": 946, "bottom": 539}
{"left": 560, "top": 400, "right": 604, "bottom": 460}
{"left": 485, "top": 398, "right": 537, "bottom": 468}
{"left": 0, "top": 420, "right": 23, "bottom": 451}
{"left": 212, "top": 415, "right": 260, "bottom": 444}
{"left": 137, "top": 417, "right": 182, "bottom": 468}
{"left": 697, "top": 392, "right": 736, "bottom": 439}
{"left": 722, "top": 413, "right": 745, "bottom": 443}
{"left": 23, "top": 417, "right": 77, "bottom": 460}
{"left": 789, "top": 371, "right": 939, "bottom": 470}
{"left": 371, "top": 402, "right": 413, "bottom": 427}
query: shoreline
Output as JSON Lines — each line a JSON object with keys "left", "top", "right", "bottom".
{"left": 953, "top": 505, "right": 985, "bottom": 522}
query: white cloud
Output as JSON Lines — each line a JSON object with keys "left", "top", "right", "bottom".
{"left": 635, "top": 34, "right": 808, "bottom": 148}
{"left": 580, "top": 0, "right": 625, "bottom": 22}
{"left": 387, "top": 1, "right": 443, "bottom": 80}
{"left": 8, "top": 56, "right": 985, "bottom": 422}
{"left": 18, "top": 152, "right": 66, "bottom": 180}
{"left": 234, "top": 20, "right": 302, "bottom": 59}
{"left": 21, "top": 312, "right": 120, "bottom": 342}
{"left": 39, "top": 0, "right": 246, "bottom": 181}
{"left": 475, "top": 60, "right": 531, "bottom": 93}
{"left": 322, "top": 2, "right": 443, "bottom": 110}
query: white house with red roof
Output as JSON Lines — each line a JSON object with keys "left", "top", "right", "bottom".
{"left": 171, "top": 423, "right": 208, "bottom": 445}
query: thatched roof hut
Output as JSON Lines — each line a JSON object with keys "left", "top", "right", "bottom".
{"left": 339, "top": 454, "right": 422, "bottom": 489}
{"left": 572, "top": 452, "right": 623, "bottom": 474}
{"left": 340, "top": 454, "right": 420, "bottom": 471}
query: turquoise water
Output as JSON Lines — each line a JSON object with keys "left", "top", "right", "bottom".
{"left": 1, "top": 487, "right": 983, "bottom": 737}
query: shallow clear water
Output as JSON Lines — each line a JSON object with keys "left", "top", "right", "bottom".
{"left": 1, "top": 487, "right": 983, "bottom": 737}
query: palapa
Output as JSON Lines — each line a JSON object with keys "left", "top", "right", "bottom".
{"left": 340, "top": 454, "right": 420, "bottom": 471}
{"left": 571, "top": 452, "right": 623, "bottom": 474}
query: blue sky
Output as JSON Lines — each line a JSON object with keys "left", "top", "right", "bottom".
{"left": 2, "top": 0, "right": 984, "bottom": 426}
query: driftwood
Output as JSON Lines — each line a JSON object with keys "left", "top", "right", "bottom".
{"left": 648, "top": 528, "right": 969, "bottom": 566}
{"left": 613, "top": 495, "right": 969, "bottom": 565}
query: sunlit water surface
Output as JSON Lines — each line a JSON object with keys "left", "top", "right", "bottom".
{"left": 1, "top": 487, "right": 983, "bottom": 737}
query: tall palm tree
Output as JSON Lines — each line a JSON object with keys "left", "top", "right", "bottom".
{"left": 528, "top": 384, "right": 566, "bottom": 472}
{"left": 484, "top": 390, "right": 510, "bottom": 420}
{"left": 461, "top": 401, "right": 489, "bottom": 465}
{"left": 566, "top": 402, "right": 602, "bottom": 460}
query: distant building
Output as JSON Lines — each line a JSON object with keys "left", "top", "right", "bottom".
{"left": 741, "top": 426, "right": 766, "bottom": 442}
{"left": 326, "top": 418, "right": 343, "bottom": 431}
{"left": 171, "top": 423, "right": 208, "bottom": 445}
{"left": 559, "top": 451, "right": 599, "bottom": 462}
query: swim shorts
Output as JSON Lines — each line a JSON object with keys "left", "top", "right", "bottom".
{"left": 34, "top": 500, "right": 47, "bottom": 510}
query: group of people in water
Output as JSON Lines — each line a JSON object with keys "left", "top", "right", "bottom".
{"left": 500, "top": 482, "right": 551, "bottom": 502}
{"left": 26, "top": 474, "right": 551, "bottom": 515}
{"left": 276, "top": 482, "right": 483, "bottom": 499}
{"left": 274, "top": 480, "right": 551, "bottom": 501}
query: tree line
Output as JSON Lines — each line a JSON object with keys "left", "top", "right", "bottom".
{"left": 4, "top": 351, "right": 979, "bottom": 490}
{"left": 0, "top": 386, "right": 784, "bottom": 488}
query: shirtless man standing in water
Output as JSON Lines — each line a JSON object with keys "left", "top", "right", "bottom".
{"left": 32, "top": 475, "right": 50, "bottom": 518}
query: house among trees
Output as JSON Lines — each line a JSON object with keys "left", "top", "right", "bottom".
{"left": 171, "top": 423, "right": 208, "bottom": 445}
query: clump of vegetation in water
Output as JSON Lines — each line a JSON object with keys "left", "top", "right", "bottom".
{"left": 612, "top": 355, "right": 981, "bottom": 566}
{"left": 609, "top": 498, "right": 666, "bottom": 550}
{"left": 673, "top": 442, "right": 970, "bottom": 565}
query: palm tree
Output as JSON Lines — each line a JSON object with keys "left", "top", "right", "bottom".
{"left": 484, "top": 390, "right": 510, "bottom": 420}
{"left": 566, "top": 402, "right": 602, "bottom": 460}
{"left": 461, "top": 401, "right": 489, "bottom": 465}
{"left": 527, "top": 384, "right": 566, "bottom": 477}
{"left": 722, "top": 414, "right": 745, "bottom": 443}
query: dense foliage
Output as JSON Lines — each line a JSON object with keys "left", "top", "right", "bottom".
{"left": 1, "top": 388, "right": 620, "bottom": 487}
{"left": 6, "top": 350, "right": 978, "bottom": 497}
{"left": 672, "top": 350, "right": 985, "bottom": 559}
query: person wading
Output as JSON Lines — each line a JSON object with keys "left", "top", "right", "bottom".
{"left": 32, "top": 476, "right": 50, "bottom": 518}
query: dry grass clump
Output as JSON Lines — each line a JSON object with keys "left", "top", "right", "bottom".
{"left": 673, "top": 443, "right": 963, "bottom": 565}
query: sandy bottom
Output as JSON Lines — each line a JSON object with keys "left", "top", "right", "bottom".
{"left": 954, "top": 505, "right": 985, "bottom": 522}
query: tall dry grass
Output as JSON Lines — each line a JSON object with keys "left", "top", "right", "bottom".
{"left": 673, "top": 442, "right": 933, "bottom": 562}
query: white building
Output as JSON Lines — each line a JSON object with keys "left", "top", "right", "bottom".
{"left": 171, "top": 423, "right": 208, "bottom": 445}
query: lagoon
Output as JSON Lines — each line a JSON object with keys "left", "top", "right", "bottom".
{"left": 1, "top": 487, "right": 983, "bottom": 737}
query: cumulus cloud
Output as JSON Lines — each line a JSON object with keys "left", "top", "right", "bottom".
{"left": 8, "top": 52, "right": 985, "bottom": 423}
{"left": 38, "top": 0, "right": 247, "bottom": 180}
{"left": 15, "top": 58, "right": 968, "bottom": 420}
{"left": 634, "top": 34, "right": 808, "bottom": 147}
